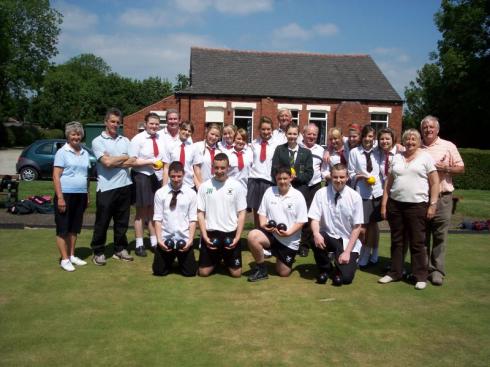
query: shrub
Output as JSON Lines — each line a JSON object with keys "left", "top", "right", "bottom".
{"left": 453, "top": 148, "right": 490, "bottom": 190}
{"left": 41, "top": 129, "right": 64, "bottom": 139}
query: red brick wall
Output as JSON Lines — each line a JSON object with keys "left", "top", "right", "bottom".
{"left": 123, "top": 94, "right": 402, "bottom": 142}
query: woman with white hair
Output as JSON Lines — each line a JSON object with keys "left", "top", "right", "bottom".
{"left": 53, "top": 121, "right": 91, "bottom": 272}
{"left": 379, "top": 129, "right": 439, "bottom": 290}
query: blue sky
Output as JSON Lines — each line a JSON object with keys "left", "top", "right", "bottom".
{"left": 52, "top": 0, "right": 442, "bottom": 98}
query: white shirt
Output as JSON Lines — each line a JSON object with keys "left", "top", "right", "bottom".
{"left": 300, "top": 143, "right": 325, "bottom": 186}
{"left": 226, "top": 148, "right": 253, "bottom": 191}
{"left": 271, "top": 128, "right": 303, "bottom": 145}
{"left": 194, "top": 141, "right": 223, "bottom": 183}
{"left": 163, "top": 139, "right": 202, "bottom": 188}
{"left": 248, "top": 138, "right": 277, "bottom": 182}
{"left": 197, "top": 177, "right": 247, "bottom": 232}
{"left": 258, "top": 186, "right": 308, "bottom": 250}
{"left": 348, "top": 146, "right": 383, "bottom": 199}
{"left": 153, "top": 184, "right": 197, "bottom": 242}
{"left": 129, "top": 130, "right": 166, "bottom": 179}
{"left": 308, "top": 185, "right": 363, "bottom": 253}
{"left": 389, "top": 151, "right": 436, "bottom": 203}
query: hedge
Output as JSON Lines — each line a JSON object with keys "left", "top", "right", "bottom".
{"left": 454, "top": 148, "right": 490, "bottom": 190}
{"left": 1, "top": 126, "right": 64, "bottom": 147}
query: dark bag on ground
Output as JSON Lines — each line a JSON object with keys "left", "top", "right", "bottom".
{"left": 6, "top": 200, "right": 37, "bottom": 215}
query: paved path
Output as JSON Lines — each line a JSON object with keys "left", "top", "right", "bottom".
{"left": 0, "top": 148, "right": 22, "bottom": 175}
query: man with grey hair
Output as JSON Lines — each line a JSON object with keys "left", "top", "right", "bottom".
{"left": 420, "top": 115, "right": 464, "bottom": 286}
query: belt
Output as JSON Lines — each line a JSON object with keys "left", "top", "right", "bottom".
{"left": 440, "top": 191, "right": 452, "bottom": 196}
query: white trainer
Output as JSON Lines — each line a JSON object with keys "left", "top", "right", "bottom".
{"left": 378, "top": 275, "right": 394, "bottom": 284}
{"left": 70, "top": 256, "right": 87, "bottom": 266}
{"left": 415, "top": 281, "right": 427, "bottom": 290}
{"left": 60, "top": 259, "right": 75, "bottom": 272}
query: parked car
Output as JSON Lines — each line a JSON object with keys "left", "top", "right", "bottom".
{"left": 16, "top": 139, "right": 97, "bottom": 181}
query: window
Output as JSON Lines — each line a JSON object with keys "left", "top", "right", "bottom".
{"left": 370, "top": 113, "right": 389, "bottom": 134}
{"left": 234, "top": 109, "right": 253, "bottom": 142}
{"left": 204, "top": 101, "right": 226, "bottom": 126}
{"left": 368, "top": 107, "right": 392, "bottom": 135}
{"left": 36, "top": 142, "right": 54, "bottom": 155}
{"left": 308, "top": 111, "right": 328, "bottom": 145}
{"left": 291, "top": 110, "right": 299, "bottom": 125}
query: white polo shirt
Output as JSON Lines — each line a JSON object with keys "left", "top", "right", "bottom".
{"left": 197, "top": 177, "right": 247, "bottom": 232}
{"left": 226, "top": 148, "right": 253, "bottom": 191}
{"left": 300, "top": 143, "right": 325, "bottom": 186}
{"left": 129, "top": 130, "right": 166, "bottom": 179}
{"left": 163, "top": 139, "right": 203, "bottom": 188}
{"left": 194, "top": 141, "right": 223, "bottom": 183}
{"left": 153, "top": 184, "right": 197, "bottom": 242}
{"left": 248, "top": 138, "right": 277, "bottom": 182}
{"left": 348, "top": 146, "right": 383, "bottom": 199}
{"left": 258, "top": 186, "right": 308, "bottom": 250}
{"left": 308, "top": 185, "right": 363, "bottom": 253}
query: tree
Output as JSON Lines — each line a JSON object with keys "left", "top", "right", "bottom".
{"left": 174, "top": 73, "right": 190, "bottom": 92}
{"left": 404, "top": 0, "right": 490, "bottom": 148}
{"left": 0, "top": 0, "right": 62, "bottom": 121}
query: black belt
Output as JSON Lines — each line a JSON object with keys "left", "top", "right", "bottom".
{"left": 440, "top": 191, "right": 452, "bottom": 196}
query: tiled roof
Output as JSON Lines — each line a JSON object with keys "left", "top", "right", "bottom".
{"left": 177, "top": 47, "right": 402, "bottom": 102}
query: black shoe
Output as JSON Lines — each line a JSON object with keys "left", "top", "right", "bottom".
{"left": 298, "top": 245, "right": 309, "bottom": 257}
{"left": 316, "top": 272, "right": 329, "bottom": 284}
{"left": 247, "top": 266, "right": 268, "bottom": 282}
{"left": 135, "top": 246, "right": 147, "bottom": 257}
{"left": 332, "top": 273, "right": 343, "bottom": 286}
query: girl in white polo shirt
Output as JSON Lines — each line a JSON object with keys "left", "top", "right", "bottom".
{"left": 194, "top": 123, "right": 223, "bottom": 189}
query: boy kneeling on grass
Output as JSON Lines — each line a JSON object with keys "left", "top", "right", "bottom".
{"left": 247, "top": 166, "right": 308, "bottom": 282}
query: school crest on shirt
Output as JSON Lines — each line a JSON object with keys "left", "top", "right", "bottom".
{"left": 206, "top": 188, "right": 214, "bottom": 194}
{"left": 227, "top": 188, "right": 234, "bottom": 195}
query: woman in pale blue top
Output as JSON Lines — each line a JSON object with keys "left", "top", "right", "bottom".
{"left": 53, "top": 122, "right": 90, "bottom": 272}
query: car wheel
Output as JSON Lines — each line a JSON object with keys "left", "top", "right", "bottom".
{"left": 20, "top": 166, "right": 39, "bottom": 181}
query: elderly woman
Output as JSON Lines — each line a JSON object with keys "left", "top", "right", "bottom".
{"left": 379, "top": 129, "right": 439, "bottom": 290}
{"left": 321, "top": 127, "right": 347, "bottom": 181}
{"left": 53, "top": 122, "right": 91, "bottom": 272}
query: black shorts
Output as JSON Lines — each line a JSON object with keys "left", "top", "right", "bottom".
{"left": 199, "top": 230, "right": 242, "bottom": 269}
{"left": 152, "top": 246, "right": 197, "bottom": 277}
{"left": 247, "top": 178, "right": 272, "bottom": 209}
{"left": 260, "top": 229, "right": 297, "bottom": 268}
{"left": 54, "top": 193, "right": 87, "bottom": 236}
{"left": 131, "top": 171, "right": 160, "bottom": 207}
{"left": 362, "top": 196, "right": 382, "bottom": 223}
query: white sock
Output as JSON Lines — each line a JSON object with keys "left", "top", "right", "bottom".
{"left": 150, "top": 235, "right": 158, "bottom": 248}
{"left": 135, "top": 237, "right": 144, "bottom": 248}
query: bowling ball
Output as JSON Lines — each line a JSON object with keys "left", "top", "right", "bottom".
{"left": 164, "top": 238, "right": 175, "bottom": 250}
{"left": 366, "top": 176, "right": 376, "bottom": 185}
{"left": 223, "top": 237, "right": 233, "bottom": 247}
{"left": 176, "top": 239, "right": 187, "bottom": 250}
{"left": 290, "top": 167, "right": 296, "bottom": 176}
{"left": 267, "top": 220, "right": 277, "bottom": 228}
{"left": 276, "top": 223, "right": 288, "bottom": 232}
{"left": 210, "top": 237, "right": 220, "bottom": 248}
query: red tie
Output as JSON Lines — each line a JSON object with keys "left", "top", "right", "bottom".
{"left": 151, "top": 135, "right": 159, "bottom": 157}
{"left": 384, "top": 153, "right": 390, "bottom": 176}
{"left": 180, "top": 143, "right": 185, "bottom": 165}
{"left": 234, "top": 151, "right": 244, "bottom": 170}
{"left": 260, "top": 140, "right": 267, "bottom": 162}
{"left": 339, "top": 149, "right": 346, "bottom": 165}
{"left": 226, "top": 144, "right": 233, "bottom": 150}
{"left": 208, "top": 146, "right": 216, "bottom": 174}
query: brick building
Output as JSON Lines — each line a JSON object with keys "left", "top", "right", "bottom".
{"left": 124, "top": 47, "right": 403, "bottom": 144}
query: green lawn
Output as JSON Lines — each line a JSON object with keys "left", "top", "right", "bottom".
{"left": 0, "top": 230, "right": 489, "bottom": 366}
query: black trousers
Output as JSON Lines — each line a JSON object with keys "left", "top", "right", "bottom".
{"left": 312, "top": 233, "right": 359, "bottom": 284}
{"left": 90, "top": 185, "right": 132, "bottom": 255}
{"left": 152, "top": 246, "right": 197, "bottom": 277}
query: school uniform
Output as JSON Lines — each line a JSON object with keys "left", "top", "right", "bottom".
{"left": 163, "top": 139, "right": 203, "bottom": 188}
{"left": 129, "top": 130, "right": 165, "bottom": 206}
{"left": 90, "top": 132, "right": 133, "bottom": 255}
{"left": 271, "top": 143, "right": 313, "bottom": 197}
{"left": 194, "top": 141, "right": 223, "bottom": 183}
{"left": 226, "top": 148, "right": 253, "bottom": 191}
{"left": 308, "top": 185, "right": 364, "bottom": 284}
{"left": 152, "top": 184, "right": 198, "bottom": 276}
{"left": 247, "top": 138, "right": 277, "bottom": 209}
{"left": 197, "top": 177, "right": 247, "bottom": 269}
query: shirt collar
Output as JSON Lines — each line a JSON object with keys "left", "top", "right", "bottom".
{"left": 62, "top": 142, "right": 85, "bottom": 155}
{"left": 101, "top": 131, "right": 122, "bottom": 140}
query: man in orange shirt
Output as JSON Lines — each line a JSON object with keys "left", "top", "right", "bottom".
{"left": 421, "top": 115, "right": 465, "bottom": 286}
